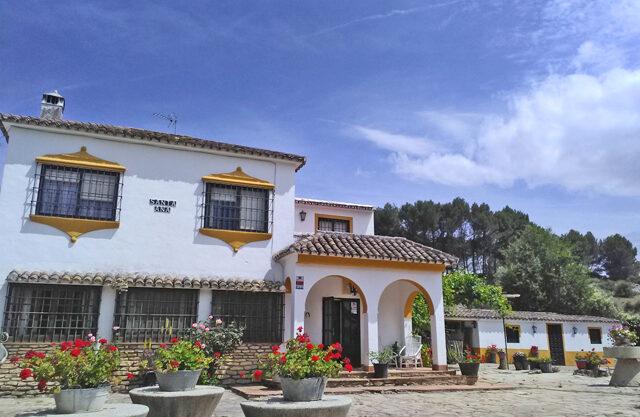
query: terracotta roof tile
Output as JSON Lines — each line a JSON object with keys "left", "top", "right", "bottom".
{"left": 274, "top": 232, "right": 458, "bottom": 266}
{"left": 446, "top": 306, "right": 619, "bottom": 323}
{"left": 0, "top": 114, "right": 306, "bottom": 170}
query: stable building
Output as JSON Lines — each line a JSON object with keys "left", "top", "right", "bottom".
{"left": 0, "top": 92, "right": 456, "bottom": 393}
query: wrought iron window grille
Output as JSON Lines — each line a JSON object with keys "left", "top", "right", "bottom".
{"left": 200, "top": 183, "right": 273, "bottom": 233}
{"left": 31, "top": 164, "right": 123, "bottom": 221}
{"left": 211, "top": 290, "right": 284, "bottom": 343}
{"left": 317, "top": 218, "right": 350, "bottom": 233}
{"left": 2, "top": 283, "right": 101, "bottom": 343}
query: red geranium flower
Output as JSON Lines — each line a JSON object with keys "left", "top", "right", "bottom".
{"left": 195, "top": 341, "right": 204, "bottom": 349}
{"left": 37, "top": 379, "right": 47, "bottom": 392}
{"left": 323, "top": 354, "right": 331, "bottom": 362}
{"left": 19, "top": 368, "right": 33, "bottom": 380}
{"left": 344, "top": 363, "right": 353, "bottom": 372}
{"left": 239, "top": 371, "right": 246, "bottom": 378}
{"left": 108, "top": 345, "right": 118, "bottom": 352}
{"left": 317, "top": 343, "right": 324, "bottom": 350}
{"left": 280, "top": 355, "right": 287, "bottom": 364}
{"left": 214, "top": 352, "right": 222, "bottom": 358}
{"left": 306, "top": 343, "right": 314, "bottom": 350}
{"left": 332, "top": 352, "right": 341, "bottom": 360}
{"left": 332, "top": 342, "right": 342, "bottom": 352}
{"left": 169, "top": 360, "right": 180, "bottom": 368}
{"left": 311, "top": 355, "right": 320, "bottom": 362}
{"left": 70, "top": 348, "right": 82, "bottom": 357}
{"left": 170, "top": 337, "right": 179, "bottom": 344}
{"left": 297, "top": 326, "right": 303, "bottom": 332}
{"left": 253, "top": 370, "right": 263, "bottom": 381}
{"left": 99, "top": 338, "right": 108, "bottom": 344}
{"left": 344, "top": 358, "right": 351, "bottom": 364}
{"left": 127, "top": 373, "right": 136, "bottom": 380}
{"left": 159, "top": 343, "right": 167, "bottom": 349}
{"left": 271, "top": 345, "right": 280, "bottom": 353}
{"left": 60, "top": 341, "right": 72, "bottom": 351}
{"left": 9, "top": 355, "right": 20, "bottom": 364}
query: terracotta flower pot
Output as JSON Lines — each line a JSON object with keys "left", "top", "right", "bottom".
{"left": 576, "top": 360, "right": 588, "bottom": 370}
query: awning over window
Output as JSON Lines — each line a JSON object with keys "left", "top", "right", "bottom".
{"left": 6, "top": 270, "right": 285, "bottom": 292}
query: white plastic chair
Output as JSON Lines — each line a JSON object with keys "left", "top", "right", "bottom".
{"left": 397, "top": 336, "right": 423, "bottom": 368}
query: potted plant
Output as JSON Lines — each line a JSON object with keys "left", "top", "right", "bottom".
{"left": 575, "top": 350, "right": 588, "bottom": 370}
{"left": 512, "top": 352, "right": 527, "bottom": 370}
{"left": 485, "top": 345, "right": 498, "bottom": 363}
{"left": 527, "top": 356, "right": 540, "bottom": 370}
{"left": 538, "top": 356, "right": 552, "bottom": 373}
{"left": 153, "top": 338, "right": 213, "bottom": 391}
{"left": 496, "top": 348, "right": 507, "bottom": 370}
{"left": 369, "top": 347, "right": 394, "bottom": 378}
{"left": 17, "top": 336, "right": 121, "bottom": 413}
{"left": 256, "top": 326, "right": 352, "bottom": 401}
{"left": 529, "top": 345, "right": 539, "bottom": 358}
{"left": 608, "top": 324, "right": 639, "bottom": 347}
{"left": 585, "top": 349, "right": 603, "bottom": 371}
{"left": 457, "top": 347, "right": 481, "bottom": 377}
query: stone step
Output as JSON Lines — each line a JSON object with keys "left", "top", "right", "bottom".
{"left": 338, "top": 369, "right": 457, "bottom": 378}
{"left": 263, "top": 374, "right": 474, "bottom": 389}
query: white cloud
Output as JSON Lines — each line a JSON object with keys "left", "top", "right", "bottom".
{"left": 353, "top": 68, "right": 640, "bottom": 196}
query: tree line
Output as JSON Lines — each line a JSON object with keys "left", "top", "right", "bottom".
{"left": 376, "top": 198, "right": 639, "bottom": 317}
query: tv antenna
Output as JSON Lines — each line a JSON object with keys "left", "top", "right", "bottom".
{"left": 153, "top": 112, "right": 178, "bottom": 134}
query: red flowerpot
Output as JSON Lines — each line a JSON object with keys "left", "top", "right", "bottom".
{"left": 575, "top": 360, "right": 587, "bottom": 370}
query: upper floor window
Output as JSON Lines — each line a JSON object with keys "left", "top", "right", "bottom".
{"left": 203, "top": 183, "right": 271, "bottom": 233}
{"left": 317, "top": 216, "right": 351, "bottom": 233}
{"left": 35, "top": 165, "right": 121, "bottom": 221}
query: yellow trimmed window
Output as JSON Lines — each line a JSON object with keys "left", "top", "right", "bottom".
{"left": 316, "top": 214, "right": 352, "bottom": 233}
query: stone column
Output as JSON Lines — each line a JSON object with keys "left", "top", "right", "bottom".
{"left": 430, "top": 299, "right": 448, "bottom": 370}
{"left": 365, "top": 289, "right": 382, "bottom": 369}
{"left": 97, "top": 286, "right": 116, "bottom": 341}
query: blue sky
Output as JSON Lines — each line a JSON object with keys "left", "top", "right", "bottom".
{"left": 2, "top": 1, "right": 640, "bottom": 245}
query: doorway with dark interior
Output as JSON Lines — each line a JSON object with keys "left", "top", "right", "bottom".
{"left": 322, "top": 297, "right": 361, "bottom": 367}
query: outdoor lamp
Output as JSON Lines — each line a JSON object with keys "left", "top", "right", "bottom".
{"left": 299, "top": 210, "right": 307, "bottom": 221}
{"left": 532, "top": 325, "right": 537, "bottom": 334}
{"left": 573, "top": 326, "right": 578, "bottom": 335}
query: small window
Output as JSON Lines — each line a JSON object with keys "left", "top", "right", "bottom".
{"left": 2, "top": 283, "right": 101, "bottom": 342}
{"left": 211, "top": 291, "right": 283, "bottom": 343}
{"left": 203, "top": 183, "right": 272, "bottom": 233}
{"left": 589, "top": 328, "right": 602, "bottom": 344}
{"left": 35, "top": 164, "right": 121, "bottom": 221}
{"left": 113, "top": 288, "right": 198, "bottom": 342}
{"left": 506, "top": 325, "right": 520, "bottom": 343}
{"left": 317, "top": 216, "right": 351, "bottom": 233}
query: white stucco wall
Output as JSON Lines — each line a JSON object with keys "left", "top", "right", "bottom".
{"left": 378, "top": 280, "right": 417, "bottom": 348}
{"left": 0, "top": 125, "right": 299, "bottom": 324}
{"left": 294, "top": 202, "right": 374, "bottom": 235}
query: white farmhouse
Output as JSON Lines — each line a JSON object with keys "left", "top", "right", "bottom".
{"left": 0, "top": 92, "right": 455, "bottom": 392}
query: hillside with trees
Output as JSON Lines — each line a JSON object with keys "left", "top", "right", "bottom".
{"left": 375, "top": 198, "right": 640, "bottom": 320}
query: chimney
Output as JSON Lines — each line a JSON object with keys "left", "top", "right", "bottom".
{"left": 40, "top": 90, "right": 65, "bottom": 120}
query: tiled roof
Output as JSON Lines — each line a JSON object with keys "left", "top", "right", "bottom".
{"left": 274, "top": 232, "right": 458, "bottom": 266}
{"left": 0, "top": 114, "right": 306, "bottom": 170}
{"left": 446, "top": 306, "right": 619, "bottom": 323}
{"left": 7, "top": 270, "right": 285, "bottom": 292}
{"left": 295, "top": 198, "right": 374, "bottom": 211}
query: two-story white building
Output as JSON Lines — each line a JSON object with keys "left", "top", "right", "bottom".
{"left": 0, "top": 92, "right": 456, "bottom": 389}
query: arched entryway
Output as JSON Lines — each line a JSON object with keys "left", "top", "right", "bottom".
{"left": 304, "top": 275, "right": 368, "bottom": 367}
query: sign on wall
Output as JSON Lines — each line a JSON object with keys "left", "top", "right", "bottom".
{"left": 149, "top": 199, "right": 177, "bottom": 213}
{"left": 295, "top": 276, "right": 304, "bottom": 290}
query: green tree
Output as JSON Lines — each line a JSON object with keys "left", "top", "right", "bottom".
{"left": 560, "top": 229, "right": 599, "bottom": 268}
{"left": 374, "top": 203, "right": 401, "bottom": 237}
{"left": 599, "top": 234, "right": 639, "bottom": 281}
{"left": 497, "top": 225, "right": 617, "bottom": 317}
{"left": 442, "top": 270, "right": 512, "bottom": 315}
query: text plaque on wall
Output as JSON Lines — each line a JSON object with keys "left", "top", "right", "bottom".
{"left": 149, "top": 199, "right": 176, "bottom": 213}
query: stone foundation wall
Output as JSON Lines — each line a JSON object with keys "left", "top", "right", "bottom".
{"left": 0, "top": 342, "right": 270, "bottom": 397}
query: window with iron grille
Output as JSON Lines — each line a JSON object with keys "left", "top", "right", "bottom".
{"left": 589, "top": 328, "right": 602, "bottom": 344}
{"left": 211, "top": 291, "right": 283, "bottom": 343}
{"left": 202, "top": 183, "right": 272, "bottom": 233}
{"left": 317, "top": 217, "right": 351, "bottom": 233}
{"left": 113, "top": 288, "right": 198, "bottom": 342}
{"left": 2, "top": 283, "right": 101, "bottom": 342}
{"left": 506, "top": 325, "right": 520, "bottom": 343}
{"left": 32, "top": 164, "right": 122, "bottom": 221}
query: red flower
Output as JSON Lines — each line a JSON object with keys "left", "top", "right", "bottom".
{"left": 24, "top": 351, "right": 37, "bottom": 359}
{"left": 9, "top": 355, "right": 20, "bottom": 364}
{"left": 214, "top": 352, "right": 222, "bottom": 358}
{"left": 311, "top": 355, "right": 320, "bottom": 362}
{"left": 19, "top": 368, "right": 33, "bottom": 380}
{"left": 127, "top": 373, "right": 136, "bottom": 380}
{"left": 159, "top": 343, "right": 167, "bottom": 349}
{"left": 34, "top": 351, "right": 46, "bottom": 359}
{"left": 280, "top": 355, "right": 287, "bottom": 364}
{"left": 60, "top": 341, "right": 72, "bottom": 351}
{"left": 344, "top": 363, "right": 353, "bottom": 372}
{"left": 332, "top": 352, "right": 341, "bottom": 360}
{"left": 170, "top": 360, "right": 180, "bottom": 369}
{"left": 323, "top": 354, "right": 331, "bottom": 362}
{"left": 271, "top": 345, "right": 280, "bottom": 353}
{"left": 306, "top": 343, "right": 314, "bottom": 350}
{"left": 70, "top": 348, "right": 82, "bottom": 357}
{"left": 344, "top": 357, "right": 351, "bottom": 364}
{"left": 332, "top": 342, "right": 342, "bottom": 352}
{"left": 37, "top": 379, "right": 47, "bottom": 392}
{"left": 108, "top": 345, "right": 118, "bottom": 352}
{"left": 253, "top": 370, "right": 263, "bottom": 381}
{"left": 170, "top": 337, "right": 179, "bottom": 344}
{"left": 99, "top": 338, "right": 108, "bottom": 344}
{"left": 239, "top": 371, "right": 246, "bottom": 378}
{"left": 50, "top": 342, "right": 57, "bottom": 347}
{"left": 318, "top": 343, "right": 324, "bottom": 350}
{"left": 195, "top": 341, "right": 204, "bottom": 349}
{"left": 297, "top": 326, "right": 303, "bottom": 332}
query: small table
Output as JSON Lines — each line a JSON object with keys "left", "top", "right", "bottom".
{"left": 129, "top": 385, "right": 224, "bottom": 417}
{"left": 240, "top": 395, "right": 352, "bottom": 417}
{"left": 24, "top": 403, "right": 149, "bottom": 417}
{"left": 604, "top": 346, "right": 640, "bottom": 387}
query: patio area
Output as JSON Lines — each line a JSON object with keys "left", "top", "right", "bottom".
{"left": 3, "top": 364, "right": 639, "bottom": 417}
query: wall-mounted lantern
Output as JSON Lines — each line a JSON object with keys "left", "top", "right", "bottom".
{"left": 299, "top": 210, "right": 307, "bottom": 222}
{"left": 572, "top": 326, "right": 578, "bottom": 335}
{"left": 348, "top": 283, "right": 358, "bottom": 296}
{"left": 532, "top": 325, "right": 537, "bottom": 334}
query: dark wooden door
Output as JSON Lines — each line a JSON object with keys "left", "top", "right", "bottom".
{"left": 322, "top": 297, "right": 361, "bottom": 366}
{"left": 547, "top": 324, "right": 565, "bottom": 365}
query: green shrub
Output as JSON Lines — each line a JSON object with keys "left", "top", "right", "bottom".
{"left": 614, "top": 281, "right": 635, "bottom": 298}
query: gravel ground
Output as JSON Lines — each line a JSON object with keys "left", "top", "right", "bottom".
{"left": 2, "top": 365, "right": 639, "bottom": 417}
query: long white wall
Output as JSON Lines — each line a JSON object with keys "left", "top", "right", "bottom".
{"left": 294, "top": 202, "right": 374, "bottom": 235}
{"left": 0, "top": 126, "right": 298, "bottom": 311}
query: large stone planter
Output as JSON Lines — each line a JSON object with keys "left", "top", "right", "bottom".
{"left": 24, "top": 403, "right": 149, "bottom": 417}
{"left": 458, "top": 362, "right": 479, "bottom": 377}
{"left": 155, "top": 370, "right": 202, "bottom": 391}
{"left": 130, "top": 385, "right": 224, "bottom": 417}
{"left": 54, "top": 386, "right": 110, "bottom": 413}
{"left": 241, "top": 395, "right": 352, "bottom": 417}
{"left": 604, "top": 346, "right": 640, "bottom": 387}
{"left": 280, "top": 376, "right": 327, "bottom": 401}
